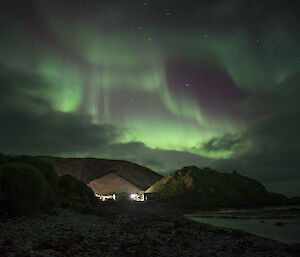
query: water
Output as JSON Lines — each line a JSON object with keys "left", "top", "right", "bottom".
{"left": 185, "top": 206, "right": 300, "bottom": 245}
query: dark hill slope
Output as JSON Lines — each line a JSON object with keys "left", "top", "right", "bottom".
{"left": 0, "top": 155, "right": 99, "bottom": 216}
{"left": 38, "top": 156, "right": 162, "bottom": 191}
{"left": 146, "top": 166, "right": 287, "bottom": 208}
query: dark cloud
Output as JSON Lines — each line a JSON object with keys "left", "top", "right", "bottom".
{"left": 0, "top": 65, "right": 121, "bottom": 155}
{"left": 201, "top": 133, "right": 242, "bottom": 153}
{"left": 107, "top": 142, "right": 211, "bottom": 174}
{"left": 0, "top": 64, "right": 212, "bottom": 174}
{"left": 1, "top": 64, "right": 299, "bottom": 196}
{"left": 0, "top": 109, "right": 122, "bottom": 156}
{"left": 211, "top": 72, "right": 300, "bottom": 196}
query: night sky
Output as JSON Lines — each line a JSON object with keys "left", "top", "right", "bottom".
{"left": 1, "top": 0, "right": 300, "bottom": 196}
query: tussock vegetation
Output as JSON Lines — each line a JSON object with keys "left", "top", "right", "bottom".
{"left": 0, "top": 154, "right": 100, "bottom": 217}
{"left": 0, "top": 162, "right": 51, "bottom": 216}
{"left": 57, "top": 174, "right": 98, "bottom": 213}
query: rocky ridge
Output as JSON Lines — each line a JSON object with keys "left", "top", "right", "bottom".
{"left": 146, "top": 166, "right": 287, "bottom": 208}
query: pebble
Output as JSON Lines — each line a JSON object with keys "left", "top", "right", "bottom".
{"left": 0, "top": 208, "right": 298, "bottom": 257}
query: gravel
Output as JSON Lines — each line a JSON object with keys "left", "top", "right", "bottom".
{"left": 0, "top": 207, "right": 299, "bottom": 257}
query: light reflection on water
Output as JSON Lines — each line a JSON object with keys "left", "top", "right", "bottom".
{"left": 185, "top": 206, "right": 300, "bottom": 245}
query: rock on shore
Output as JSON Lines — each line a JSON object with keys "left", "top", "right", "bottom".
{"left": 0, "top": 208, "right": 299, "bottom": 257}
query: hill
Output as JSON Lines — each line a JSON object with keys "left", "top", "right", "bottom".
{"left": 0, "top": 154, "right": 99, "bottom": 216}
{"left": 146, "top": 166, "right": 287, "bottom": 208}
{"left": 38, "top": 156, "right": 162, "bottom": 194}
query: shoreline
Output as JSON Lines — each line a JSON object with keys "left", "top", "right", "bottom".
{"left": 0, "top": 204, "right": 300, "bottom": 257}
{"left": 184, "top": 205, "right": 300, "bottom": 245}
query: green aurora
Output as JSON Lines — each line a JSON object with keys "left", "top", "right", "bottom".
{"left": 1, "top": 0, "right": 300, "bottom": 195}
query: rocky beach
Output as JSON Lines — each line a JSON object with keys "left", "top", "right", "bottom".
{"left": 1, "top": 204, "right": 299, "bottom": 257}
